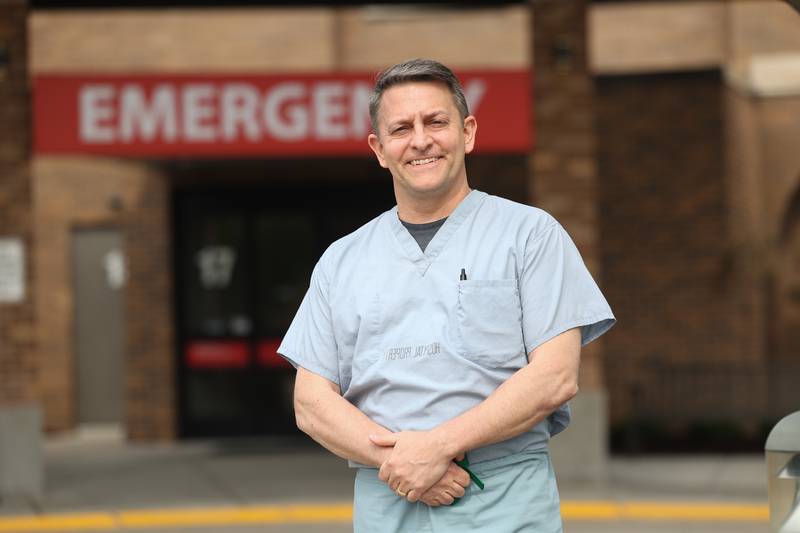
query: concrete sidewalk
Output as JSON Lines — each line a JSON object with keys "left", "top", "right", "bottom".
{"left": 0, "top": 430, "right": 769, "bottom": 532}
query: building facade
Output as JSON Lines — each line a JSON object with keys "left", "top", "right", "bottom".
{"left": 1, "top": 0, "right": 799, "bottom": 455}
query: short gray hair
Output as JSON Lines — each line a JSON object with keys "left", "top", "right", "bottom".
{"left": 369, "top": 58, "right": 469, "bottom": 135}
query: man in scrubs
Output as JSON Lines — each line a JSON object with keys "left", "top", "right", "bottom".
{"left": 278, "top": 58, "right": 615, "bottom": 532}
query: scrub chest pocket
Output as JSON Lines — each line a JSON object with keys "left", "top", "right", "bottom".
{"left": 456, "top": 279, "right": 526, "bottom": 366}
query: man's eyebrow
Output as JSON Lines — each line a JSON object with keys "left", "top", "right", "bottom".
{"left": 386, "top": 117, "right": 411, "bottom": 129}
{"left": 385, "top": 109, "right": 450, "bottom": 129}
{"left": 423, "top": 109, "right": 450, "bottom": 119}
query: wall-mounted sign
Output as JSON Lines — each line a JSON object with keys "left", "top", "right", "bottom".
{"left": 33, "top": 70, "right": 532, "bottom": 157}
{"left": 195, "top": 245, "right": 237, "bottom": 290}
{"left": 0, "top": 238, "right": 25, "bottom": 303}
{"left": 103, "top": 248, "right": 127, "bottom": 290}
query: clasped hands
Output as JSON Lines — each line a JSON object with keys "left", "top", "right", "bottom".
{"left": 369, "top": 430, "right": 470, "bottom": 507}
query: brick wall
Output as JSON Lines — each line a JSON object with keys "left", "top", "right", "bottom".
{"left": 596, "top": 70, "right": 767, "bottom": 431}
{"left": 724, "top": 87, "right": 768, "bottom": 377}
{"left": 123, "top": 169, "right": 175, "bottom": 441}
{"left": 0, "top": 0, "right": 35, "bottom": 406}
{"left": 32, "top": 157, "right": 166, "bottom": 432}
{"left": 531, "top": 0, "right": 605, "bottom": 391}
{"left": 757, "top": 97, "right": 800, "bottom": 241}
{"left": 743, "top": 94, "right": 800, "bottom": 421}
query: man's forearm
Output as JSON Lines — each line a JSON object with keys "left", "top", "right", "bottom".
{"left": 371, "top": 328, "right": 582, "bottom": 500}
{"left": 434, "top": 328, "right": 581, "bottom": 458}
{"left": 294, "top": 367, "right": 391, "bottom": 467}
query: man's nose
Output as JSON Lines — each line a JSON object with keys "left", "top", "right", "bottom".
{"left": 410, "top": 122, "right": 432, "bottom": 151}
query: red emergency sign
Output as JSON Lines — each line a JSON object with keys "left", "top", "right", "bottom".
{"left": 33, "top": 71, "right": 532, "bottom": 157}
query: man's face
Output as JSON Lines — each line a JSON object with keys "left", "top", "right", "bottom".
{"left": 368, "top": 81, "right": 476, "bottom": 201}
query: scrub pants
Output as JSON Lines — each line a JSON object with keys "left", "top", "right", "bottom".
{"left": 353, "top": 450, "right": 562, "bottom": 532}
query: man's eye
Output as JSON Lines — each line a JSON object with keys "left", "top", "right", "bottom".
{"left": 391, "top": 126, "right": 409, "bottom": 134}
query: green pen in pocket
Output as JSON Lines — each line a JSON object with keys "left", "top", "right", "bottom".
{"left": 451, "top": 454, "right": 484, "bottom": 506}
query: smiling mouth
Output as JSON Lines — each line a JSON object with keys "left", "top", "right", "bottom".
{"left": 408, "top": 157, "right": 441, "bottom": 166}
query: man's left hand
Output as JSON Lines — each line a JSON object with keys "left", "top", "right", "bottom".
{"left": 370, "top": 431, "right": 453, "bottom": 502}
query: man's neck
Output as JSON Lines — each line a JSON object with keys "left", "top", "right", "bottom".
{"left": 396, "top": 182, "right": 471, "bottom": 224}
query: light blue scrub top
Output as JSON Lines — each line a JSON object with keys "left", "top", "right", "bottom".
{"left": 278, "top": 190, "right": 615, "bottom": 466}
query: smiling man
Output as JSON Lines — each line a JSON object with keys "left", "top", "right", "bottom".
{"left": 278, "top": 58, "right": 615, "bottom": 532}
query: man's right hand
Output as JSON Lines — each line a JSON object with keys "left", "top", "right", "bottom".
{"left": 418, "top": 461, "right": 471, "bottom": 507}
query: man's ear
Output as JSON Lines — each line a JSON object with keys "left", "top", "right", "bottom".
{"left": 368, "top": 133, "right": 388, "bottom": 169}
{"left": 463, "top": 116, "right": 477, "bottom": 154}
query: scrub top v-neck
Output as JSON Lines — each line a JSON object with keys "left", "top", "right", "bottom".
{"left": 279, "top": 189, "right": 615, "bottom": 466}
{"left": 388, "top": 188, "right": 484, "bottom": 277}
{"left": 400, "top": 217, "right": 447, "bottom": 253}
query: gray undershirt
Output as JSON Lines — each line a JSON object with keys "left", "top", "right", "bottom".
{"left": 400, "top": 216, "right": 448, "bottom": 253}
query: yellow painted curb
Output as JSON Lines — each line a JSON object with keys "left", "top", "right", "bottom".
{"left": 0, "top": 513, "right": 117, "bottom": 531}
{"left": 560, "top": 501, "right": 621, "bottom": 519}
{"left": 561, "top": 501, "right": 769, "bottom": 522}
{"left": 118, "top": 504, "right": 352, "bottom": 527}
{"left": 0, "top": 501, "right": 768, "bottom": 531}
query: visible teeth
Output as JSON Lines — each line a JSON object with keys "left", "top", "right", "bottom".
{"left": 410, "top": 157, "right": 438, "bottom": 166}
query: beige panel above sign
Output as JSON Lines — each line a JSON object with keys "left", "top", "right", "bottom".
{"left": 30, "top": 6, "right": 529, "bottom": 75}
{"left": 590, "top": 1, "right": 726, "bottom": 75}
{"left": 338, "top": 5, "right": 530, "bottom": 70}
{"left": 30, "top": 9, "right": 337, "bottom": 73}
{"left": 728, "top": 0, "right": 800, "bottom": 59}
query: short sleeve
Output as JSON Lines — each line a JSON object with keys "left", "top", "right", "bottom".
{"left": 520, "top": 221, "right": 615, "bottom": 356}
{"left": 277, "top": 259, "right": 340, "bottom": 385}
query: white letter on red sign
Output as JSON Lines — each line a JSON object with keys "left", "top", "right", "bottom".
{"left": 464, "top": 79, "right": 487, "bottom": 115}
{"left": 118, "top": 84, "right": 177, "bottom": 143}
{"left": 183, "top": 84, "right": 217, "bottom": 142}
{"left": 264, "top": 83, "right": 307, "bottom": 141}
{"left": 314, "top": 82, "right": 347, "bottom": 140}
{"left": 221, "top": 84, "right": 260, "bottom": 142}
{"left": 80, "top": 84, "right": 115, "bottom": 143}
{"left": 349, "top": 82, "right": 372, "bottom": 138}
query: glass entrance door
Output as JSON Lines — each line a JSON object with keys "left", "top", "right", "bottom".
{"left": 175, "top": 183, "right": 392, "bottom": 437}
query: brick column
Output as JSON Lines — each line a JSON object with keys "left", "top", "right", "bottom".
{"left": 125, "top": 169, "right": 176, "bottom": 441}
{"left": 531, "top": 0, "right": 603, "bottom": 390}
{"left": 0, "top": 0, "right": 36, "bottom": 406}
{"left": 531, "top": 0, "right": 608, "bottom": 480}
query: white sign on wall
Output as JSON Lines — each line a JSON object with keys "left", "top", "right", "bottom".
{"left": 0, "top": 238, "right": 25, "bottom": 303}
{"left": 103, "top": 248, "right": 127, "bottom": 290}
{"left": 196, "top": 246, "right": 236, "bottom": 289}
